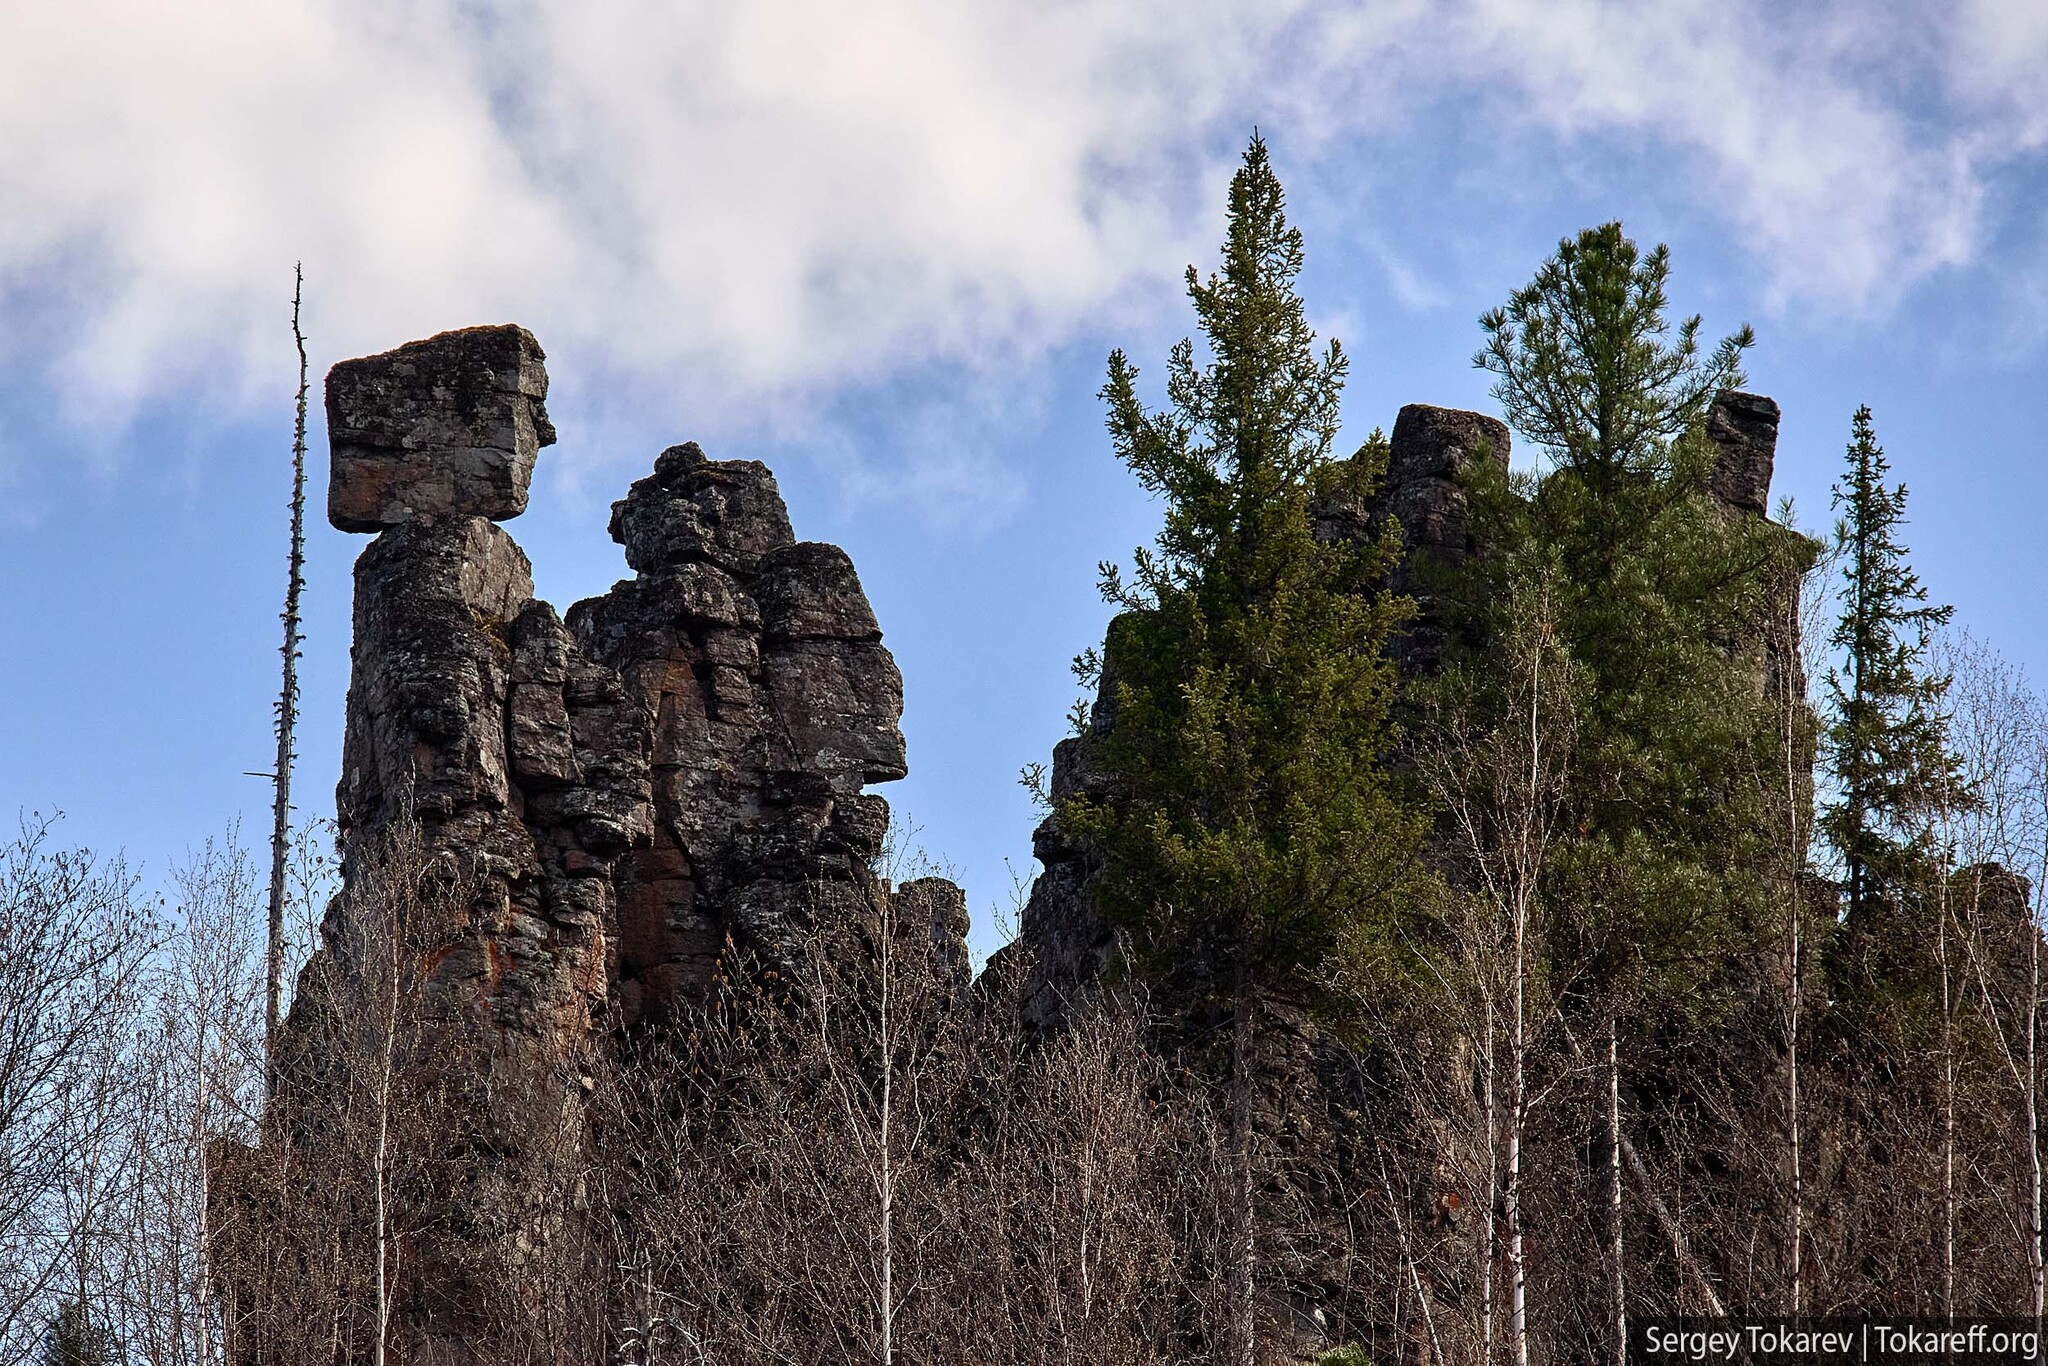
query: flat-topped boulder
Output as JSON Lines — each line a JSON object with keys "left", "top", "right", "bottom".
{"left": 326, "top": 323, "right": 556, "bottom": 532}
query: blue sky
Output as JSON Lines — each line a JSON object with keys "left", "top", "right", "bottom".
{"left": 6, "top": 0, "right": 2048, "bottom": 958}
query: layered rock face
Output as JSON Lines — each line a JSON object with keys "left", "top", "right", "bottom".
{"left": 1706, "top": 389, "right": 1780, "bottom": 517}
{"left": 327, "top": 324, "right": 557, "bottom": 533}
{"left": 219, "top": 325, "right": 947, "bottom": 1365}
{"left": 243, "top": 326, "right": 657, "bottom": 1363}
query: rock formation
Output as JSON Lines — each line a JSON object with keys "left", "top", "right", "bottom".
{"left": 210, "top": 326, "right": 1796, "bottom": 1363}
{"left": 213, "top": 325, "right": 957, "bottom": 1366}
{"left": 1011, "top": 391, "right": 1786, "bottom": 1027}
{"left": 1706, "top": 389, "right": 1780, "bottom": 517}
{"left": 566, "top": 442, "right": 911, "bottom": 1022}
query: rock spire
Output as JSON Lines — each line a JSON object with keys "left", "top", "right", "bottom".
{"left": 212, "top": 324, "right": 958, "bottom": 1365}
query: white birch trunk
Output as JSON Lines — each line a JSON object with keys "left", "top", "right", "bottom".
{"left": 1940, "top": 891, "right": 1956, "bottom": 1322}
{"left": 1609, "top": 1020, "right": 1624, "bottom": 1366}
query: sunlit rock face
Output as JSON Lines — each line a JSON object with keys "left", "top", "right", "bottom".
{"left": 326, "top": 323, "right": 555, "bottom": 533}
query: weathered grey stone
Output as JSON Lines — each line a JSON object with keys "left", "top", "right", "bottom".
{"left": 1707, "top": 389, "right": 1780, "bottom": 517}
{"left": 1385, "top": 403, "right": 1511, "bottom": 558}
{"left": 608, "top": 442, "right": 796, "bottom": 575}
{"left": 226, "top": 326, "right": 655, "bottom": 1366}
{"left": 757, "top": 542, "right": 882, "bottom": 641}
{"left": 327, "top": 324, "right": 555, "bottom": 533}
{"left": 894, "top": 876, "right": 972, "bottom": 1001}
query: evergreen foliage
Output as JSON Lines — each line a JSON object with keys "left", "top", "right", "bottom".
{"left": 1059, "top": 132, "right": 1424, "bottom": 1020}
{"left": 1822, "top": 406, "right": 1964, "bottom": 927}
{"left": 1476, "top": 221, "right": 1753, "bottom": 483}
{"left": 1452, "top": 222, "right": 1812, "bottom": 1010}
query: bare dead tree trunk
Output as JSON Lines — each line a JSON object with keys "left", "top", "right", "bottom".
{"left": 1786, "top": 901, "right": 1804, "bottom": 1321}
{"left": 267, "top": 263, "right": 309, "bottom": 1086}
{"left": 1619, "top": 1125, "right": 1726, "bottom": 1316}
{"left": 2031, "top": 859, "right": 2044, "bottom": 1332}
{"left": 1506, "top": 913, "right": 1527, "bottom": 1366}
{"left": 373, "top": 912, "right": 398, "bottom": 1366}
{"left": 1376, "top": 1146, "right": 1443, "bottom": 1366}
{"left": 2031, "top": 753, "right": 2046, "bottom": 1332}
{"left": 1421, "top": 588, "right": 1575, "bottom": 1366}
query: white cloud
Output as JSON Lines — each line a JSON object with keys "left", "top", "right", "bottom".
{"left": 1447, "top": 0, "right": 1981, "bottom": 308}
{"left": 1951, "top": 0, "right": 2048, "bottom": 146}
{"left": 0, "top": 0, "right": 2035, "bottom": 506}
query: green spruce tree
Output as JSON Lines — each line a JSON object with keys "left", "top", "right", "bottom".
{"left": 1823, "top": 405, "right": 1962, "bottom": 927}
{"left": 1058, "top": 133, "right": 1423, "bottom": 1365}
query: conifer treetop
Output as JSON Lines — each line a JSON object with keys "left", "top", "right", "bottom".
{"left": 1476, "top": 221, "right": 1753, "bottom": 478}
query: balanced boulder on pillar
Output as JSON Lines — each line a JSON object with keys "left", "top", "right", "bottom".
{"left": 326, "top": 324, "right": 555, "bottom": 532}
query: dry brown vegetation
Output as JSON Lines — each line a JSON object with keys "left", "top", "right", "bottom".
{"left": 10, "top": 635, "right": 2048, "bottom": 1364}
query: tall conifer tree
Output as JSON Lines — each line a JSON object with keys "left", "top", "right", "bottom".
{"left": 1823, "top": 405, "right": 1961, "bottom": 926}
{"left": 1477, "top": 221, "right": 1753, "bottom": 484}
{"left": 1059, "top": 133, "right": 1421, "bottom": 1364}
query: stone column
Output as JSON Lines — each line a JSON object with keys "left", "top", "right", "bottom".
{"left": 226, "top": 325, "right": 651, "bottom": 1366}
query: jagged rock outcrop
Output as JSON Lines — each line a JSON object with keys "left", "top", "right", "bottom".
{"left": 567, "top": 440, "right": 917, "bottom": 1022}
{"left": 326, "top": 323, "right": 556, "bottom": 533}
{"left": 1371, "top": 403, "right": 1512, "bottom": 676}
{"left": 217, "top": 325, "right": 656, "bottom": 1364}
{"left": 894, "top": 875, "right": 974, "bottom": 1002}
{"left": 214, "top": 325, "right": 959, "bottom": 1366}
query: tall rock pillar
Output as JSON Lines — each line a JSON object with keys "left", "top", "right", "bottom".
{"left": 221, "top": 326, "right": 652, "bottom": 1366}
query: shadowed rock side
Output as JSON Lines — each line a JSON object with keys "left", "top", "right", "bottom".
{"left": 213, "top": 326, "right": 960, "bottom": 1366}
{"left": 566, "top": 440, "right": 921, "bottom": 1024}
{"left": 1706, "top": 389, "right": 1780, "bottom": 517}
